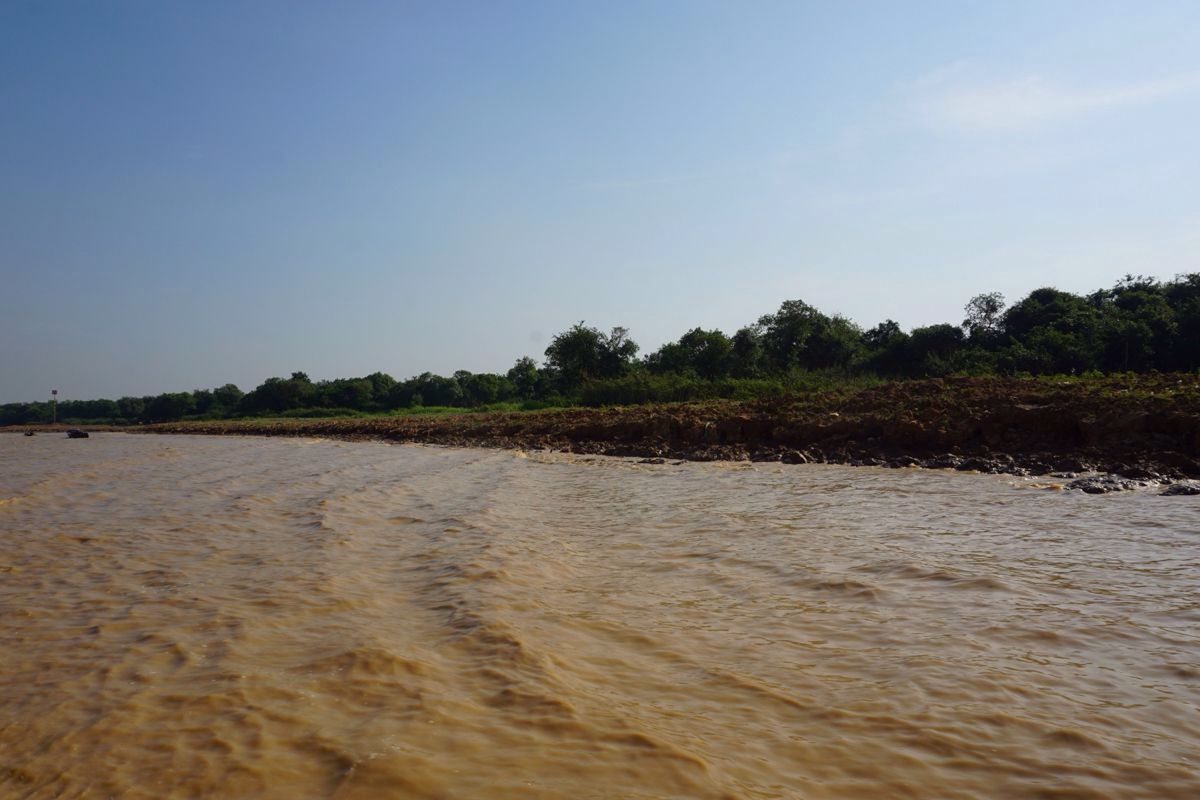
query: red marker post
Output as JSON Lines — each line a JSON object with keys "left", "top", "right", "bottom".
{"left": 51, "top": 389, "right": 57, "bottom": 425}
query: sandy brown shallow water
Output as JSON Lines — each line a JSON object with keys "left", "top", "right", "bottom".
{"left": 1, "top": 433, "right": 1197, "bottom": 799}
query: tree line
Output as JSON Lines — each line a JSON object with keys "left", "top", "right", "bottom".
{"left": 5, "top": 273, "right": 1199, "bottom": 425}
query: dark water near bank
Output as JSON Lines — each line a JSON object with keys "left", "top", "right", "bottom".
{"left": 1, "top": 433, "right": 1197, "bottom": 798}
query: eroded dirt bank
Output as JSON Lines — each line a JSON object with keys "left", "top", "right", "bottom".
{"left": 131, "top": 375, "right": 1200, "bottom": 483}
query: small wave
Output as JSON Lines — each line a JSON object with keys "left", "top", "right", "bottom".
{"left": 600, "top": 730, "right": 712, "bottom": 772}
{"left": 805, "top": 577, "right": 884, "bottom": 601}
{"left": 1042, "top": 727, "right": 1109, "bottom": 752}
{"left": 486, "top": 684, "right": 578, "bottom": 720}
{"left": 298, "top": 648, "right": 428, "bottom": 681}
{"left": 981, "top": 625, "right": 1084, "bottom": 648}
{"left": 1162, "top": 663, "right": 1199, "bottom": 680}
{"left": 859, "top": 561, "right": 1010, "bottom": 591}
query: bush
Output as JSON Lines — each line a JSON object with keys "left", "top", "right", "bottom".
{"left": 273, "top": 407, "right": 367, "bottom": 419}
{"left": 577, "top": 370, "right": 880, "bottom": 407}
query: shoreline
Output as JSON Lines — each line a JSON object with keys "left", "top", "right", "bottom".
{"left": 11, "top": 376, "right": 1200, "bottom": 491}
{"left": 125, "top": 376, "right": 1200, "bottom": 486}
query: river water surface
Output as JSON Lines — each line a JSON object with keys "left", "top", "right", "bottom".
{"left": 1, "top": 433, "right": 1197, "bottom": 799}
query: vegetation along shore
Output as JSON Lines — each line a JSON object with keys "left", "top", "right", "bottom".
{"left": 6, "top": 276, "right": 1200, "bottom": 493}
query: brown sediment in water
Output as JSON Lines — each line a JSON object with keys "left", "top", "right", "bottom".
{"left": 127, "top": 375, "right": 1200, "bottom": 480}
{"left": 2, "top": 434, "right": 1198, "bottom": 798}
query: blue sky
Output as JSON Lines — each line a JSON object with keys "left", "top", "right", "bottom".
{"left": 3, "top": 1, "right": 1199, "bottom": 401}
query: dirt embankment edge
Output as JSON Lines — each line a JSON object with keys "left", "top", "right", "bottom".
{"left": 122, "top": 376, "right": 1200, "bottom": 482}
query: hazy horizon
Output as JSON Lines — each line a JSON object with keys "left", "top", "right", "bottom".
{"left": 4, "top": 1, "right": 1200, "bottom": 403}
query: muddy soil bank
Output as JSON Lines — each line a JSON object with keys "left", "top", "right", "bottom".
{"left": 127, "top": 375, "right": 1200, "bottom": 484}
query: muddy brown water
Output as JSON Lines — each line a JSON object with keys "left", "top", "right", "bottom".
{"left": 1, "top": 433, "right": 1197, "bottom": 799}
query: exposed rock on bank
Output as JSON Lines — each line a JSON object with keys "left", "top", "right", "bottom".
{"left": 1160, "top": 481, "right": 1200, "bottom": 496}
{"left": 140, "top": 375, "right": 1200, "bottom": 485}
{"left": 1066, "top": 475, "right": 1144, "bottom": 494}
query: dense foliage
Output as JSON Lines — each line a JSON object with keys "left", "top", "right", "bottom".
{"left": 6, "top": 274, "right": 1200, "bottom": 425}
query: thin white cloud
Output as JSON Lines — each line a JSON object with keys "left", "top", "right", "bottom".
{"left": 915, "top": 67, "right": 1200, "bottom": 133}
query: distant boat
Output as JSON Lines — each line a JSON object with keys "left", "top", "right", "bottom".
{"left": 24, "top": 430, "right": 35, "bottom": 436}
{"left": 66, "top": 429, "right": 89, "bottom": 439}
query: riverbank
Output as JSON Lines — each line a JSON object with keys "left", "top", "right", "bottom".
{"left": 112, "top": 375, "right": 1200, "bottom": 483}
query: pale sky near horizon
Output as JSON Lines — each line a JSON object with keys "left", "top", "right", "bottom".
{"left": 3, "top": 1, "right": 1200, "bottom": 402}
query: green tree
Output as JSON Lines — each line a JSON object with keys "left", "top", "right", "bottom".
{"left": 993, "top": 287, "right": 1104, "bottom": 376}
{"left": 117, "top": 396, "right": 146, "bottom": 421}
{"left": 1092, "top": 276, "right": 1176, "bottom": 371}
{"left": 454, "top": 371, "right": 509, "bottom": 406}
{"left": 729, "top": 326, "right": 765, "bottom": 377}
{"left": 211, "top": 384, "right": 244, "bottom": 413}
{"left": 144, "top": 392, "right": 194, "bottom": 422}
{"left": 1163, "top": 273, "right": 1200, "bottom": 370}
{"left": 1000, "top": 288, "right": 1102, "bottom": 373}
{"left": 506, "top": 357, "right": 541, "bottom": 399}
{"left": 389, "top": 373, "right": 464, "bottom": 407}
{"left": 759, "top": 301, "right": 862, "bottom": 371}
{"left": 998, "top": 289, "right": 1099, "bottom": 374}
{"left": 962, "top": 292, "right": 1006, "bottom": 342}
{"left": 861, "top": 320, "right": 909, "bottom": 376}
{"left": 1003, "top": 288, "right": 1096, "bottom": 339}
{"left": 239, "top": 372, "right": 315, "bottom": 414}
{"left": 318, "top": 378, "right": 373, "bottom": 409}
{"left": 544, "top": 323, "right": 639, "bottom": 392}
{"left": 906, "top": 324, "right": 966, "bottom": 376}
{"left": 191, "top": 388, "right": 216, "bottom": 416}
{"left": 646, "top": 328, "right": 733, "bottom": 380}
{"left": 363, "top": 373, "right": 396, "bottom": 408}
{"left": 0, "top": 402, "right": 50, "bottom": 425}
